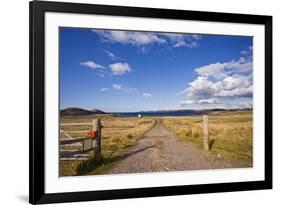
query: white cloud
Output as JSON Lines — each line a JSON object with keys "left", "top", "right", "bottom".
{"left": 111, "top": 83, "right": 137, "bottom": 94}
{"left": 142, "top": 93, "right": 152, "bottom": 98}
{"left": 215, "top": 85, "right": 252, "bottom": 97}
{"left": 225, "top": 58, "right": 253, "bottom": 73}
{"left": 180, "top": 98, "right": 220, "bottom": 107}
{"left": 241, "top": 46, "right": 253, "bottom": 56}
{"left": 94, "top": 30, "right": 166, "bottom": 46}
{"left": 105, "top": 50, "right": 117, "bottom": 60}
{"left": 100, "top": 88, "right": 110, "bottom": 91}
{"left": 179, "top": 60, "right": 253, "bottom": 108}
{"left": 80, "top": 60, "right": 105, "bottom": 69}
{"left": 185, "top": 76, "right": 216, "bottom": 98}
{"left": 179, "top": 100, "right": 195, "bottom": 107}
{"left": 161, "top": 33, "right": 200, "bottom": 48}
{"left": 178, "top": 46, "right": 253, "bottom": 108}
{"left": 112, "top": 84, "right": 122, "bottom": 90}
{"left": 174, "top": 41, "right": 197, "bottom": 48}
{"left": 214, "top": 75, "right": 252, "bottom": 98}
{"left": 198, "top": 98, "right": 220, "bottom": 104}
{"left": 213, "top": 75, "right": 251, "bottom": 91}
{"left": 184, "top": 75, "right": 253, "bottom": 99}
{"left": 109, "top": 62, "right": 131, "bottom": 75}
{"left": 195, "top": 63, "right": 227, "bottom": 80}
{"left": 93, "top": 30, "right": 201, "bottom": 48}
{"left": 194, "top": 57, "right": 253, "bottom": 80}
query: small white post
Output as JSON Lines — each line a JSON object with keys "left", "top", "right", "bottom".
{"left": 203, "top": 115, "right": 209, "bottom": 151}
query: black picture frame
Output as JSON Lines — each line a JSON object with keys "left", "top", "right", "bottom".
{"left": 29, "top": 0, "right": 272, "bottom": 204}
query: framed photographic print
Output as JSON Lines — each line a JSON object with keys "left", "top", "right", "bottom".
{"left": 29, "top": 0, "right": 272, "bottom": 204}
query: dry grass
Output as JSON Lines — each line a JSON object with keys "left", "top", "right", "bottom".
{"left": 60, "top": 115, "right": 155, "bottom": 176}
{"left": 161, "top": 110, "right": 253, "bottom": 165}
{"left": 60, "top": 111, "right": 253, "bottom": 175}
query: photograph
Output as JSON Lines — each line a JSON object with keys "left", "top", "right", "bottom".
{"left": 28, "top": 1, "right": 272, "bottom": 203}
{"left": 59, "top": 28, "right": 253, "bottom": 177}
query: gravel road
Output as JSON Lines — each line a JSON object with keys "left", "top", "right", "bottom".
{"left": 108, "top": 120, "right": 239, "bottom": 174}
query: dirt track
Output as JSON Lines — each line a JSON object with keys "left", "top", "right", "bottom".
{"left": 108, "top": 120, "right": 239, "bottom": 174}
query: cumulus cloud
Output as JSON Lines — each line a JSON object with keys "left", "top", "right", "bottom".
{"left": 185, "top": 76, "right": 216, "bottom": 98}
{"left": 194, "top": 57, "right": 252, "bottom": 80}
{"left": 109, "top": 62, "right": 131, "bottom": 75}
{"left": 142, "top": 93, "right": 153, "bottom": 98}
{"left": 80, "top": 60, "right": 105, "bottom": 69}
{"left": 195, "top": 63, "right": 227, "bottom": 80}
{"left": 100, "top": 88, "right": 110, "bottom": 91}
{"left": 216, "top": 86, "right": 252, "bottom": 97}
{"left": 182, "top": 75, "right": 253, "bottom": 99}
{"left": 213, "top": 75, "right": 252, "bottom": 97}
{"left": 93, "top": 30, "right": 201, "bottom": 48}
{"left": 178, "top": 49, "right": 253, "bottom": 108}
{"left": 213, "top": 75, "right": 251, "bottom": 91}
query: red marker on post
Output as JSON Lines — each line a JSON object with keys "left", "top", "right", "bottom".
{"left": 86, "top": 130, "right": 96, "bottom": 138}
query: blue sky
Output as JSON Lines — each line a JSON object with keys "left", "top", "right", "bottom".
{"left": 60, "top": 28, "right": 253, "bottom": 112}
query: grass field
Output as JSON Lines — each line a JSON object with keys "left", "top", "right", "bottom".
{"left": 60, "top": 110, "right": 253, "bottom": 176}
{"left": 161, "top": 110, "right": 253, "bottom": 166}
{"left": 60, "top": 115, "right": 155, "bottom": 176}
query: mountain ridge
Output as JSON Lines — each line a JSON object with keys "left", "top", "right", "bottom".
{"left": 60, "top": 107, "right": 106, "bottom": 116}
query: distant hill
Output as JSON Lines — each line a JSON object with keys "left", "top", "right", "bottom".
{"left": 138, "top": 108, "right": 252, "bottom": 115}
{"left": 192, "top": 108, "right": 252, "bottom": 115}
{"left": 91, "top": 108, "right": 106, "bottom": 114}
{"left": 192, "top": 108, "right": 225, "bottom": 115}
{"left": 60, "top": 107, "right": 106, "bottom": 116}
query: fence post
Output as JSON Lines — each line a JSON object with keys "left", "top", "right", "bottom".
{"left": 92, "top": 119, "right": 101, "bottom": 156}
{"left": 203, "top": 115, "right": 209, "bottom": 151}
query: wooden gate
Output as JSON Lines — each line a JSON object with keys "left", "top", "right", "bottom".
{"left": 59, "top": 119, "right": 101, "bottom": 160}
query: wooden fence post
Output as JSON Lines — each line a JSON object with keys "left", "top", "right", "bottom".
{"left": 92, "top": 119, "right": 101, "bottom": 156}
{"left": 203, "top": 115, "right": 209, "bottom": 151}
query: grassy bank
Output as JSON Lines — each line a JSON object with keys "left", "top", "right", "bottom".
{"left": 60, "top": 115, "right": 155, "bottom": 176}
{"left": 161, "top": 110, "right": 253, "bottom": 166}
